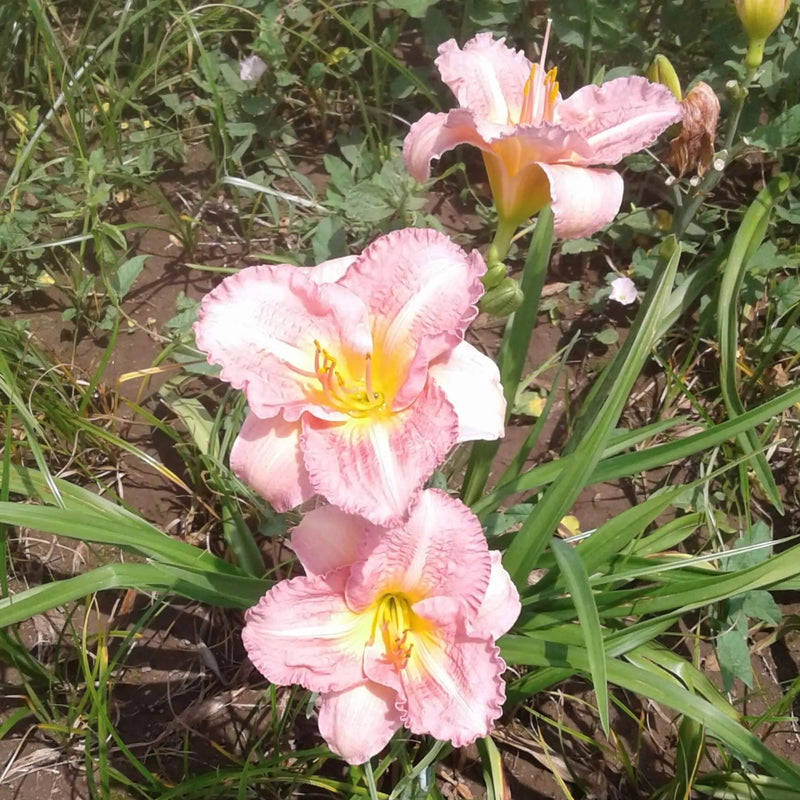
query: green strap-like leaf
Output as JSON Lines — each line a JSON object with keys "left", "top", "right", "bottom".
{"left": 502, "top": 238, "right": 682, "bottom": 586}
{"left": 501, "top": 636, "right": 800, "bottom": 786}
{"left": 551, "top": 537, "right": 609, "bottom": 734}
{"left": 0, "top": 562, "right": 268, "bottom": 627}
{"left": 716, "top": 175, "right": 791, "bottom": 510}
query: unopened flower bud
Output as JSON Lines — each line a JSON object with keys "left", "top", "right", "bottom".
{"left": 479, "top": 277, "right": 524, "bottom": 316}
{"left": 735, "top": 0, "right": 790, "bottom": 41}
{"left": 669, "top": 82, "right": 720, "bottom": 177}
{"left": 646, "top": 55, "right": 682, "bottom": 100}
{"left": 482, "top": 261, "right": 507, "bottom": 290}
{"left": 734, "top": 0, "right": 790, "bottom": 69}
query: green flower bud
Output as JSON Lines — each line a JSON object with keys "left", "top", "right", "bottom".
{"left": 646, "top": 55, "right": 682, "bottom": 100}
{"left": 482, "top": 261, "right": 507, "bottom": 290}
{"left": 479, "top": 277, "right": 524, "bottom": 317}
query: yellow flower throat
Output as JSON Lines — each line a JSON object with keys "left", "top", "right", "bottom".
{"left": 290, "top": 340, "right": 386, "bottom": 418}
{"left": 372, "top": 594, "right": 414, "bottom": 670}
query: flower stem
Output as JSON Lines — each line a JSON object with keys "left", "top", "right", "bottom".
{"left": 462, "top": 207, "right": 555, "bottom": 507}
{"left": 364, "top": 761, "right": 379, "bottom": 800}
{"left": 486, "top": 216, "right": 518, "bottom": 266}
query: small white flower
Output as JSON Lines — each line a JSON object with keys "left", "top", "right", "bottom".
{"left": 609, "top": 276, "right": 637, "bottom": 306}
{"left": 240, "top": 55, "right": 267, "bottom": 83}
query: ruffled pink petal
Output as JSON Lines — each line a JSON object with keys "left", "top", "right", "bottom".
{"left": 538, "top": 163, "right": 624, "bottom": 239}
{"left": 345, "top": 489, "right": 491, "bottom": 617}
{"left": 427, "top": 341, "right": 505, "bottom": 442}
{"left": 229, "top": 412, "right": 314, "bottom": 513}
{"left": 318, "top": 682, "right": 403, "bottom": 764}
{"left": 290, "top": 505, "right": 375, "bottom": 577}
{"left": 194, "top": 265, "right": 373, "bottom": 421}
{"left": 301, "top": 382, "right": 459, "bottom": 526}
{"left": 392, "top": 607, "right": 507, "bottom": 747}
{"left": 242, "top": 569, "right": 372, "bottom": 693}
{"left": 403, "top": 109, "right": 495, "bottom": 183}
{"left": 555, "top": 77, "right": 682, "bottom": 165}
{"left": 471, "top": 551, "right": 521, "bottom": 640}
{"left": 435, "top": 34, "right": 532, "bottom": 124}
{"left": 339, "top": 228, "right": 486, "bottom": 403}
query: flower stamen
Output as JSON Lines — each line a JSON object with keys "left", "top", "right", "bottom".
{"left": 373, "top": 594, "right": 414, "bottom": 670}
{"left": 289, "top": 340, "right": 385, "bottom": 417}
{"left": 519, "top": 18, "right": 558, "bottom": 126}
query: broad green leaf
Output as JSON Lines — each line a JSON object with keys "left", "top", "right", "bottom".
{"left": 109, "top": 254, "right": 148, "bottom": 301}
{"left": 728, "top": 520, "right": 772, "bottom": 569}
{"left": 382, "top": 0, "right": 438, "bottom": 18}
{"left": 741, "top": 590, "right": 781, "bottom": 626}
{"left": 716, "top": 613, "right": 753, "bottom": 690}
{"left": 745, "top": 105, "right": 800, "bottom": 151}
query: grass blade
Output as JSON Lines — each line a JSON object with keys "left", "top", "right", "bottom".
{"left": 502, "top": 237, "right": 681, "bottom": 585}
{"left": 476, "top": 382, "right": 800, "bottom": 513}
{"left": 716, "top": 175, "right": 790, "bottom": 510}
{"left": 550, "top": 537, "right": 609, "bottom": 735}
{"left": 501, "top": 636, "right": 800, "bottom": 786}
{"left": 0, "top": 562, "right": 266, "bottom": 627}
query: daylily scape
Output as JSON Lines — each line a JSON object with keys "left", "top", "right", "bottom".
{"left": 242, "top": 489, "right": 521, "bottom": 764}
{"left": 194, "top": 227, "right": 505, "bottom": 525}
{"left": 403, "top": 27, "right": 683, "bottom": 240}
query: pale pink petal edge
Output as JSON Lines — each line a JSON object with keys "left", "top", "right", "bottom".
{"left": 471, "top": 551, "right": 521, "bottom": 640}
{"left": 318, "top": 682, "right": 403, "bottom": 764}
{"left": 290, "top": 505, "right": 374, "bottom": 578}
{"left": 428, "top": 341, "right": 505, "bottom": 442}
{"left": 538, "top": 163, "right": 624, "bottom": 239}
{"left": 403, "top": 109, "right": 494, "bottom": 183}
{"left": 399, "top": 629, "right": 507, "bottom": 748}
{"left": 301, "top": 380, "right": 458, "bottom": 526}
{"left": 557, "top": 76, "right": 683, "bottom": 165}
{"left": 435, "top": 34, "right": 532, "bottom": 123}
{"left": 345, "top": 488, "right": 492, "bottom": 618}
{"left": 242, "top": 570, "right": 368, "bottom": 693}
{"left": 230, "top": 412, "right": 314, "bottom": 512}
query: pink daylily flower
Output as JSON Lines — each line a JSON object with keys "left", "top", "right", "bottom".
{"left": 242, "top": 489, "right": 521, "bottom": 764}
{"left": 403, "top": 26, "right": 683, "bottom": 239}
{"left": 193, "top": 228, "right": 505, "bottom": 525}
